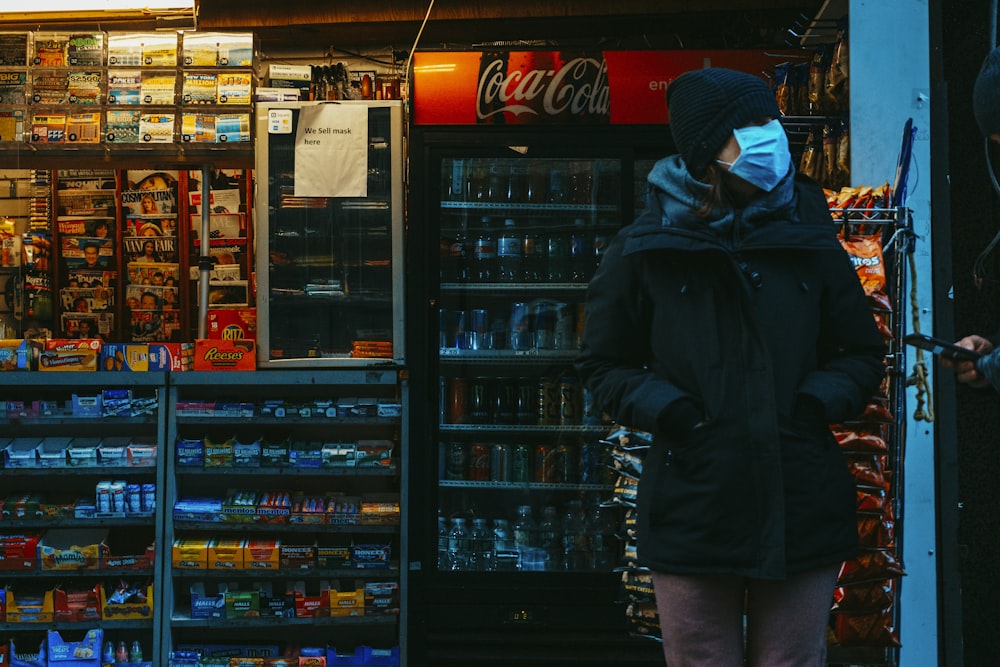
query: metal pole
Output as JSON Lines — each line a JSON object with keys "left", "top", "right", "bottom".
{"left": 198, "top": 164, "right": 211, "bottom": 339}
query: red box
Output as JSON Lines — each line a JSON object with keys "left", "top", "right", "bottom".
{"left": 292, "top": 580, "right": 330, "bottom": 618}
{"left": 0, "top": 533, "right": 42, "bottom": 570}
{"left": 207, "top": 309, "right": 257, "bottom": 340}
{"left": 149, "top": 343, "right": 194, "bottom": 371}
{"left": 194, "top": 339, "right": 256, "bottom": 371}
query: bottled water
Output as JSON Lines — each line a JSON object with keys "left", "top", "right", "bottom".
{"left": 447, "top": 517, "right": 471, "bottom": 571}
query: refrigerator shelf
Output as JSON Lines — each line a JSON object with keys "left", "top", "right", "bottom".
{"left": 440, "top": 201, "right": 617, "bottom": 214}
{"left": 439, "top": 424, "right": 606, "bottom": 434}
{"left": 439, "top": 480, "right": 612, "bottom": 492}
{"left": 439, "top": 349, "right": 578, "bottom": 361}
{"left": 440, "top": 282, "right": 588, "bottom": 292}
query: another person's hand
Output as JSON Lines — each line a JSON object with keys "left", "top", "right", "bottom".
{"left": 940, "top": 335, "right": 994, "bottom": 388}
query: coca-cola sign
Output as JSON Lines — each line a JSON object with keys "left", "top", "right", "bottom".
{"left": 475, "top": 52, "right": 610, "bottom": 124}
{"left": 413, "top": 50, "right": 787, "bottom": 126}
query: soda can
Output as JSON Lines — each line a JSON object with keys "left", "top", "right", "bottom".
{"left": 538, "top": 377, "right": 560, "bottom": 425}
{"left": 533, "top": 444, "right": 554, "bottom": 483}
{"left": 515, "top": 379, "right": 536, "bottom": 425}
{"left": 559, "top": 377, "right": 581, "bottom": 425}
{"left": 579, "top": 441, "right": 600, "bottom": 483}
{"left": 470, "top": 377, "right": 491, "bottom": 423}
{"left": 470, "top": 308, "right": 490, "bottom": 350}
{"left": 446, "top": 377, "right": 470, "bottom": 424}
{"left": 492, "top": 379, "right": 516, "bottom": 424}
{"left": 142, "top": 483, "right": 156, "bottom": 512}
{"left": 581, "top": 387, "right": 601, "bottom": 425}
{"left": 445, "top": 442, "right": 467, "bottom": 480}
{"left": 127, "top": 483, "right": 142, "bottom": 514}
{"left": 468, "top": 443, "right": 491, "bottom": 481}
{"left": 491, "top": 443, "right": 511, "bottom": 482}
{"left": 508, "top": 301, "right": 532, "bottom": 351}
{"left": 553, "top": 443, "right": 577, "bottom": 483}
{"left": 511, "top": 444, "right": 532, "bottom": 483}
{"left": 552, "top": 302, "right": 575, "bottom": 350}
{"left": 452, "top": 309, "right": 469, "bottom": 349}
{"left": 533, "top": 300, "right": 556, "bottom": 349}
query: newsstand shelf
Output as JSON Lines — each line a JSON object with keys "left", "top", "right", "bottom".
{"left": 171, "top": 566, "right": 399, "bottom": 579}
{"left": 439, "top": 424, "right": 606, "bottom": 434}
{"left": 174, "top": 466, "right": 398, "bottom": 477}
{"left": 0, "top": 568, "right": 154, "bottom": 579}
{"left": 1, "top": 466, "right": 155, "bottom": 476}
{"left": 171, "top": 521, "right": 398, "bottom": 534}
{"left": 175, "top": 416, "right": 400, "bottom": 426}
{"left": 169, "top": 614, "right": 396, "bottom": 628}
{"left": 1, "top": 518, "right": 154, "bottom": 529}
{"left": 0, "top": 620, "right": 154, "bottom": 632}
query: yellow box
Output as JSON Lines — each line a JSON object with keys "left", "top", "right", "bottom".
{"left": 3, "top": 586, "right": 59, "bottom": 622}
{"left": 37, "top": 529, "right": 108, "bottom": 570}
{"left": 244, "top": 539, "right": 281, "bottom": 570}
{"left": 172, "top": 537, "right": 211, "bottom": 569}
{"left": 209, "top": 538, "right": 246, "bottom": 570}
{"left": 99, "top": 581, "right": 153, "bottom": 620}
{"left": 38, "top": 340, "right": 100, "bottom": 371}
{"left": 328, "top": 588, "right": 364, "bottom": 617}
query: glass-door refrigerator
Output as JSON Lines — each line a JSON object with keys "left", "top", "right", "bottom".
{"left": 254, "top": 100, "right": 405, "bottom": 367}
{"left": 406, "top": 48, "right": 776, "bottom": 666}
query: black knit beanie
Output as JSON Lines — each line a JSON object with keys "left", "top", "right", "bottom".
{"left": 666, "top": 68, "right": 781, "bottom": 178}
{"left": 974, "top": 46, "right": 1000, "bottom": 137}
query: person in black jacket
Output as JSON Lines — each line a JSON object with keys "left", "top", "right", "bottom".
{"left": 946, "top": 46, "right": 1000, "bottom": 389}
{"left": 575, "top": 68, "right": 885, "bottom": 667}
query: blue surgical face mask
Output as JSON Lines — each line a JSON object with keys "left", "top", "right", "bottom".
{"left": 715, "top": 119, "right": 791, "bottom": 192}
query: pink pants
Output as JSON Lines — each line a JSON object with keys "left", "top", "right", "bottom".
{"left": 652, "top": 565, "right": 840, "bottom": 667}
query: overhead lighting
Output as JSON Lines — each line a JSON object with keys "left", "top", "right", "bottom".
{"left": 16, "top": 0, "right": 194, "bottom": 11}
{"left": 3, "top": 0, "right": 196, "bottom": 22}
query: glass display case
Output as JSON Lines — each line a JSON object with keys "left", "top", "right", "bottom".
{"left": 254, "top": 101, "right": 404, "bottom": 367}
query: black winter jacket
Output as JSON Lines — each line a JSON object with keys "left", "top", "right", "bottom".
{"left": 575, "top": 163, "right": 885, "bottom": 579}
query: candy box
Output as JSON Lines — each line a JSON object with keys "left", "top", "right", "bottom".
{"left": 359, "top": 647, "right": 400, "bottom": 667}
{"left": 209, "top": 539, "right": 246, "bottom": 570}
{"left": 224, "top": 585, "right": 259, "bottom": 619}
{"left": 3, "top": 438, "right": 40, "bottom": 468}
{"left": 175, "top": 438, "right": 205, "bottom": 467}
{"left": 189, "top": 582, "right": 225, "bottom": 619}
{"left": 278, "top": 542, "right": 315, "bottom": 570}
{"left": 351, "top": 543, "right": 391, "bottom": 570}
{"left": 204, "top": 436, "right": 235, "bottom": 468}
{"left": 4, "top": 585, "right": 67, "bottom": 623}
{"left": 97, "top": 437, "right": 131, "bottom": 466}
{"left": 47, "top": 629, "right": 102, "bottom": 666}
{"left": 363, "top": 581, "right": 399, "bottom": 616}
{"left": 99, "top": 580, "right": 152, "bottom": 620}
{"left": 288, "top": 442, "right": 322, "bottom": 469}
{"left": 172, "top": 537, "right": 211, "bottom": 569}
{"left": 260, "top": 437, "right": 291, "bottom": 466}
{"left": 0, "top": 533, "right": 42, "bottom": 570}
{"left": 194, "top": 339, "right": 256, "bottom": 371}
{"left": 126, "top": 441, "right": 157, "bottom": 467}
{"left": 35, "top": 438, "right": 71, "bottom": 468}
{"left": 328, "top": 588, "right": 364, "bottom": 618}
{"left": 255, "top": 491, "right": 291, "bottom": 525}
{"left": 326, "top": 647, "right": 364, "bottom": 667}
{"left": 102, "top": 532, "right": 155, "bottom": 570}
{"left": 37, "top": 529, "right": 108, "bottom": 570}
{"left": 66, "top": 438, "right": 100, "bottom": 467}
{"left": 254, "top": 581, "right": 294, "bottom": 618}
{"left": 314, "top": 537, "right": 351, "bottom": 569}
{"left": 233, "top": 437, "right": 261, "bottom": 467}
{"left": 243, "top": 538, "right": 280, "bottom": 570}
{"left": 291, "top": 580, "right": 330, "bottom": 618}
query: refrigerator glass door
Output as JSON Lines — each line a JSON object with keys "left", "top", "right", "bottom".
{"left": 436, "top": 154, "right": 623, "bottom": 574}
{"left": 255, "top": 101, "right": 405, "bottom": 366}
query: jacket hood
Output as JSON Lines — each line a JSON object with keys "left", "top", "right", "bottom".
{"left": 624, "top": 155, "right": 841, "bottom": 254}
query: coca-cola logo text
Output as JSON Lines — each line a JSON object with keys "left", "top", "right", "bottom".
{"left": 476, "top": 56, "right": 610, "bottom": 122}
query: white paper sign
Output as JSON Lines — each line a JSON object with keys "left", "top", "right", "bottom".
{"left": 293, "top": 104, "right": 369, "bottom": 197}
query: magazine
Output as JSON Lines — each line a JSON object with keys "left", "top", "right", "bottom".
{"left": 123, "top": 235, "right": 178, "bottom": 265}
{"left": 61, "top": 286, "right": 114, "bottom": 313}
{"left": 61, "top": 312, "right": 113, "bottom": 339}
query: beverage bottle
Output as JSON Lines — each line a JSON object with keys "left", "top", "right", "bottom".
{"left": 447, "top": 517, "right": 471, "bottom": 570}
{"left": 588, "top": 501, "right": 617, "bottom": 571}
{"left": 569, "top": 218, "right": 589, "bottom": 282}
{"left": 546, "top": 232, "right": 570, "bottom": 282}
{"left": 562, "top": 499, "right": 587, "bottom": 571}
{"left": 103, "top": 641, "right": 115, "bottom": 665}
{"left": 513, "top": 504, "right": 536, "bottom": 551}
{"left": 547, "top": 167, "right": 567, "bottom": 204}
{"left": 538, "top": 505, "right": 562, "bottom": 570}
{"left": 593, "top": 229, "right": 609, "bottom": 272}
{"left": 496, "top": 219, "right": 523, "bottom": 283}
{"left": 447, "top": 227, "right": 469, "bottom": 283}
{"left": 130, "top": 640, "right": 143, "bottom": 663}
{"left": 487, "top": 163, "right": 509, "bottom": 203}
{"left": 493, "top": 518, "right": 516, "bottom": 571}
{"left": 116, "top": 640, "right": 128, "bottom": 663}
{"left": 470, "top": 517, "right": 495, "bottom": 571}
{"left": 437, "top": 513, "right": 450, "bottom": 570}
{"left": 472, "top": 216, "right": 496, "bottom": 282}
{"left": 522, "top": 231, "right": 541, "bottom": 282}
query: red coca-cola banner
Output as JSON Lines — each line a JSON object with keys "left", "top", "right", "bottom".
{"left": 412, "top": 49, "right": 783, "bottom": 126}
